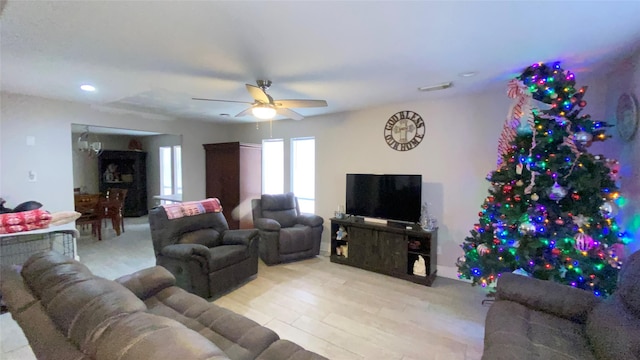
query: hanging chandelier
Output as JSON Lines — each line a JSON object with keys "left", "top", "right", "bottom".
{"left": 77, "top": 127, "right": 102, "bottom": 157}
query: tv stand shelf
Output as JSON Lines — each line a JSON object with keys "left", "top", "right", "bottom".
{"left": 330, "top": 218, "right": 437, "bottom": 286}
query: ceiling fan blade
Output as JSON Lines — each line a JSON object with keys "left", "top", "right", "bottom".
{"left": 235, "top": 107, "right": 254, "bottom": 118}
{"left": 245, "top": 84, "right": 271, "bottom": 104}
{"left": 192, "top": 98, "right": 252, "bottom": 104}
{"left": 276, "top": 107, "right": 304, "bottom": 121}
{"left": 274, "top": 99, "right": 328, "bottom": 108}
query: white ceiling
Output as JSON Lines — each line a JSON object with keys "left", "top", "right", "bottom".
{"left": 2, "top": 1, "right": 640, "bottom": 124}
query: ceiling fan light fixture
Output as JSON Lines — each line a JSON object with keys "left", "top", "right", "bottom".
{"left": 77, "top": 126, "right": 103, "bottom": 158}
{"left": 252, "top": 104, "right": 276, "bottom": 119}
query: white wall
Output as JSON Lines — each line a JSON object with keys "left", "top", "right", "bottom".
{"left": 588, "top": 49, "right": 640, "bottom": 254}
{"left": 228, "top": 89, "right": 511, "bottom": 278}
{"left": 0, "top": 92, "right": 230, "bottom": 213}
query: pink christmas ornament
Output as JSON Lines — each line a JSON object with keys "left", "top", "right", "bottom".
{"left": 574, "top": 233, "right": 595, "bottom": 251}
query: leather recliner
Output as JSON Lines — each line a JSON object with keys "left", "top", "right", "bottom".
{"left": 251, "top": 192, "right": 324, "bottom": 265}
{"left": 148, "top": 205, "right": 259, "bottom": 298}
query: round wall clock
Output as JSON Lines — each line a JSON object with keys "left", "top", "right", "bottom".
{"left": 616, "top": 93, "right": 639, "bottom": 142}
{"left": 384, "top": 110, "right": 425, "bottom": 151}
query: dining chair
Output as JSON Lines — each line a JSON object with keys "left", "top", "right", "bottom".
{"left": 104, "top": 188, "right": 128, "bottom": 235}
{"left": 75, "top": 194, "right": 102, "bottom": 241}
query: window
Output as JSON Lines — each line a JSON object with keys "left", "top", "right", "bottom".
{"left": 173, "top": 145, "right": 182, "bottom": 195}
{"left": 261, "top": 137, "right": 316, "bottom": 213}
{"left": 159, "top": 145, "right": 182, "bottom": 202}
{"left": 262, "top": 139, "right": 284, "bottom": 195}
{"left": 159, "top": 147, "right": 172, "bottom": 196}
{"left": 291, "top": 137, "right": 315, "bottom": 213}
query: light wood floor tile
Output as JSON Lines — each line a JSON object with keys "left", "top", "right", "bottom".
{"left": 265, "top": 318, "right": 363, "bottom": 360}
{"left": 0, "top": 311, "right": 31, "bottom": 353}
{"left": 292, "top": 315, "right": 404, "bottom": 360}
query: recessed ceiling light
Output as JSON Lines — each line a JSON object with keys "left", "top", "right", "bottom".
{"left": 80, "top": 84, "right": 96, "bottom": 92}
{"left": 459, "top": 71, "right": 477, "bottom": 78}
{"left": 418, "top": 82, "right": 453, "bottom": 92}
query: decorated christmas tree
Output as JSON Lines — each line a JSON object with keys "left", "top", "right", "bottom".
{"left": 457, "top": 62, "right": 631, "bottom": 297}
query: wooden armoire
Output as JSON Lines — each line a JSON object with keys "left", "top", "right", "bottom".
{"left": 98, "top": 150, "right": 147, "bottom": 217}
{"left": 203, "top": 142, "right": 262, "bottom": 229}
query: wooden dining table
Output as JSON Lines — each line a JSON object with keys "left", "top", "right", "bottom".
{"left": 74, "top": 194, "right": 124, "bottom": 236}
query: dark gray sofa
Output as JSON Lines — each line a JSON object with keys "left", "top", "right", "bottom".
{"left": 148, "top": 205, "right": 259, "bottom": 299}
{"left": 0, "top": 251, "right": 327, "bottom": 360}
{"left": 251, "top": 192, "right": 324, "bottom": 265}
{"left": 483, "top": 250, "right": 640, "bottom": 360}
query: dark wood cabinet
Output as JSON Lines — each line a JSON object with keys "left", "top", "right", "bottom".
{"left": 98, "top": 150, "right": 147, "bottom": 217}
{"left": 203, "top": 142, "right": 262, "bottom": 230}
{"left": 330, "top": 218, "right": 438, "bottom": 286}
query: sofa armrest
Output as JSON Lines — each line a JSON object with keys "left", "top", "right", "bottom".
{"left": 115, "top": 266, "right": 176, "bottom": 300}
{"left": 297, "top": 214, "right": 323, "bottom": 227}
{"left": 0, "top": 265, "right": 39, "bottom": 314}
{"left": 161, "top": 243, "right": 211, "bottom": 261}
{"left": 221, "top": 229, "right": 259, "bottom": 246}
{"left": 254, "top": 218, "right": 281, "bottom": 231}
{"left": 496, "top": 272, "right": 601, "bottom": 323}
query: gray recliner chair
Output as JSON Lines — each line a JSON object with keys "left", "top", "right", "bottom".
{"left": 148, "top": 205, "right": 259, "bottom": 299}
{"left": 251, "top": 192, "right": 324, "bottom": 265}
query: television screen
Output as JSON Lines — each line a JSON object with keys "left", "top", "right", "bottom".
{"left": 346, "top": 174, "right": 422, "bottom": 223}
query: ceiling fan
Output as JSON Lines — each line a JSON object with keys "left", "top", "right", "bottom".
{"left": 193, "top": 80, "right": 328, "bottom": 121}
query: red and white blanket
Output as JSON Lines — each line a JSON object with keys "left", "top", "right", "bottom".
{"left": 161, "top": 198, "right": 223, "bottom": 220}
{"left": 0, "top": 209, "right": 52, "bottom": 234}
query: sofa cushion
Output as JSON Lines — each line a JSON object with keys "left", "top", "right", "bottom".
{"left": 279, "top": 227, "right": 312, "bottom": 255}
{"left": 496, "top": 272, "right": 599, "bottom": 323}
{"left": 483, "top": 300, "right": 596, "bottom": 360}
{"left": 261, "top": 193, "right": 298, "bottom": 228}
{"left": 115, "top": 265, "right": 176, "bottom": 300}
{"left": 144, "top": 286, "right": 279, "bottom": 360}
{"left": 93, "top": 312, "right": 230, "bottom": 360}
{"left": 617, "top": 250, "right": 640, "bottom": 316}
{"left": 262, "top": 209, "right": 297, "bottom": 228}
{"left": 209, "top": 245, "right": 250, "bottom": 272}
{"left": 19, "top": 251, "right": 148, "bottom": 354}
{"left": 21, "top": 251, "right": 93, "bottom": 297}
{"left": 49, "top": 278, "right": 147, "bottom": 349}
{"left": 261, "top": 193, "right": 296, "bottom": 211}
{"left": 586, "top": 295, "right": 640, "bottom": 360}
{"left": 179, "top": 228, "right": 222, "bottom": 248}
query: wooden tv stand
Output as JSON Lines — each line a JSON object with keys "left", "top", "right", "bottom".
{"left": 330, "top": 218, "right": 438, "bottom": 286}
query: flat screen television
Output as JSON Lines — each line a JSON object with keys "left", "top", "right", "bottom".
{"left": 346, "top": 174, "right": 422, "bottom": 224}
